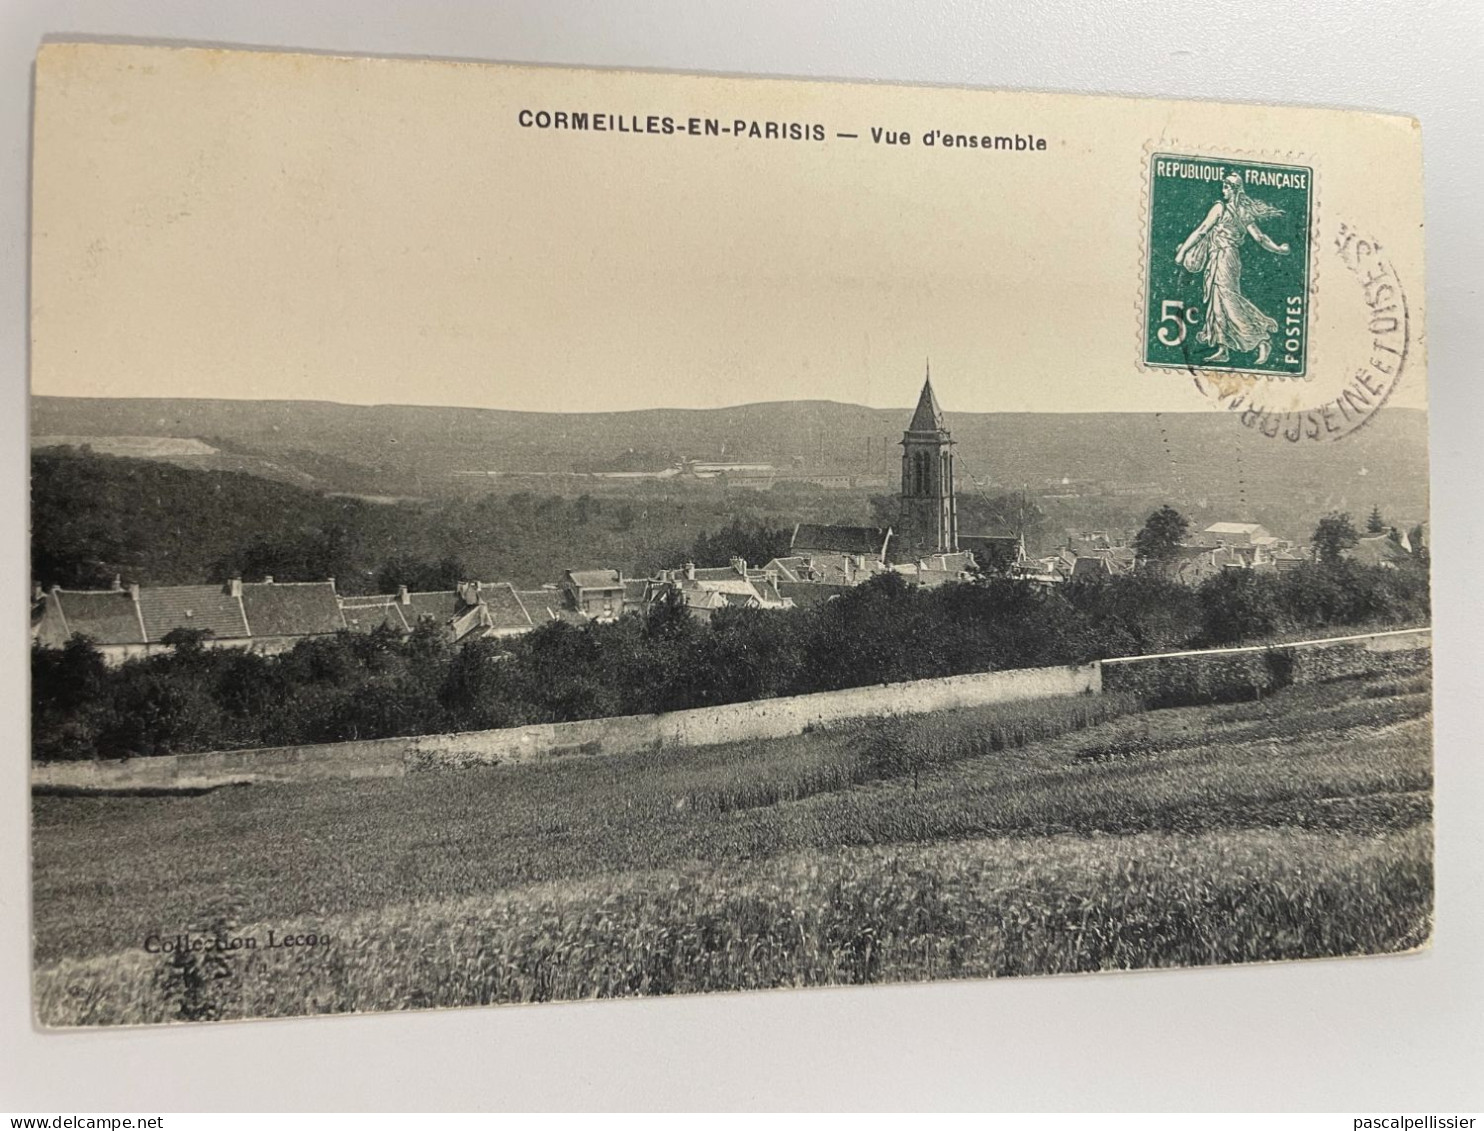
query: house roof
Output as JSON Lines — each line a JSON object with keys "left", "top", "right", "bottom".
{"left": 339, "top": 596, "right": 413, "bottom": 633}
{"left": 1167, "top": 544, "right": 1214, "bottom": 561}
{"left": 1345, "top": 534, "right": 1411, "bottom": 566}
{"left": 43, "top": 589, "right": 146, "bottom": 646}
{"left": 906, "top": 375, "right": 946, "bottom": 433}
{"left": 917, "top": 551, "right": 974, "bottom": 573}
{"left": 135, "top": 584, "right": 250, "bottom": 643}
{"left": 480, "top": 582, "right": 534, "bottom": 632}
{"left": 756, "top": 582, "right": 788, "bottom": 605}
{"left": 802, "top": 553, "right": 864, "bottom": 586}
{"left": 240, "top": 581, "right": 346, "bottom": 637}
{"left": 745, "top": 571, "right": 790, "bottom": 604}
{"left": 791, "top": 523, "right": 890, "bottom": 557}
{"left": 683, "top": 577, "right": 759, "bottom": 597}
{"left": 403, "top": 591, "right": 460, "bottom": 625}
{"left": 1070, "top": 556, "right": 1112, "bottom": 581}
{"left": 776, "top": 581, "right": 850, "bottom": 607}
{"left": 763, "top": 556, "right": 808, "bottom": 583}
{"left": 679, "top": 589, "right": 729, "bottom": 611}
{"left": 515, "top": 590, "right": 587, "bottom": 625}
{"left": 1204, "top": 522, "right": 1267, "bottom": 536}
{"left": 913, "top": 567, "right": 961, "bottom": 588}
{"left": 566, "top": 569, "right": 623, "bottom": 590}
{"left": 692, "top": 565, "right": 746, "bottom": 582}
{"left": 341, "top": 582, "right": 534, "bottom": 637}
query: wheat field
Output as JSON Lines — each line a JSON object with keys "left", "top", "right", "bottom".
{"left": 32, "top": 672, "right": 1432, "bottom": 1025}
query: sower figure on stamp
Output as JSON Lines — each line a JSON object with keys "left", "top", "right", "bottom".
{"left": 1176, "top": 171, "right": 1291, "bottom": 364}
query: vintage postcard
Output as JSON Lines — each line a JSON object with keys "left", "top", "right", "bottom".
{"left": 29, "top": 43, "right": 1430, "bottom": 1026}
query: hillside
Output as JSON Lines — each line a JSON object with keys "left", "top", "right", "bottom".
{"left": 29, "top": 449, "right": 844, "bottom": 592}
{"left": 30, "top": 434, "right": 320, "bottom": 489}
{"left": 31, "top": 397, "right": 1430, "bottom": 525}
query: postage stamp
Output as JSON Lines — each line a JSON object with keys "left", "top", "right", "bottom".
{"left": 1143, "top": 153, "right": 1314, "bottom": 377}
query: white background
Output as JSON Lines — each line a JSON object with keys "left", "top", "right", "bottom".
{"left": 2, "top": 0, "right": 1480, "bottom": 1113}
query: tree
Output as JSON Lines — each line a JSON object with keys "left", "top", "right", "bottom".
{"left": 1198, "top": 569, "right": 1283, "bottom": 645}
{"left": 1313, "top": 511, "right": 1360, "bottom": 565}
{"left": 1132, "top": 505, "right": 1190, "bottom": 563}
{"left": 376, "top": 554, "right": 467, "bottom": 594}
{"left": 1367, "top": 505, "right": 1386, "bottom": 534}
{"left": 689, "top": 518, "right": 793, "bottom": 569}
{"left": 161, "top": 626, "right": 215, "bottom": 655}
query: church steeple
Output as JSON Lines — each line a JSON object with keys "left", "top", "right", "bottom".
{"left": 898, "top": 362, "right": 958, "bottom": 558}
{"left": 907, "top": 363, "right": 946, "bottom": 434}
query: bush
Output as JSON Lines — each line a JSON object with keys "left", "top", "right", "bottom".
{"left": 29, "top": 560, "right": 1430, "bottom": 761}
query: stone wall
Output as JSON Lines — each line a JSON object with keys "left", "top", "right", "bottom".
{"left": 32, "top": 627, "right": 1429, "bottom": 792}
{"left": 402, "top": 662, "right": 1102, "bottom": 771}
{"left": 1100, "top": 628, "right": 1431, "bottom": 705}
{"left": 33, "top": 661, "right": 1100, "bottom": 790}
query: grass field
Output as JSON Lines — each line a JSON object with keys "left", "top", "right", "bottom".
{"left": 31, "top": 671, "right": 1433, "bottom": 1025}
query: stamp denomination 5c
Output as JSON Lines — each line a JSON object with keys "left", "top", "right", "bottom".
{"left": 1144, "top": 153, "right": 1313, "bottom": 377}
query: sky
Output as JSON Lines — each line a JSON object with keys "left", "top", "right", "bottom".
{"left": 30, "top": 44, "right": 1428, "bottom": 417}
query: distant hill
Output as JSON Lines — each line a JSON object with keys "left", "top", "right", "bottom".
{"left": 31, "top": 433, "right": 320, "bottom": 489}
{"left": 31, "top": 396, "right": 1430, "bottom": 537}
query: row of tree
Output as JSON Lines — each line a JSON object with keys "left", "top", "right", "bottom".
{"left": 32, "top": 555, "right": 1429, "bottom": 762}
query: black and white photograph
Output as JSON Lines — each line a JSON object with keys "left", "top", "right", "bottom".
{"left": 26, "top": 41, "right": 1436, "bottom": 1032}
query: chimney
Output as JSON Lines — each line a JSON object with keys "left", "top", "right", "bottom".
{"left": 326, "top": 576, "right": 335, "bottom": 590}
{"left": 398, "top": 585, "right": 411, "bottom": 606}
{"left": 128, "top": 583, "right": 140, "bottom": 602}
{"left": 730, "top": 556, "right": 746, "bottom": 575}
{"left": 227, "top": 578, "right": 242, "bottom": 598}
{"left": 263, "top": 575, "right": 274, "bottom": 585}
{"left": 111, "top": 573, "right": 122, "bottom": 591}
{"left": 684, "top": 561, "right": 696, "bottom": 581}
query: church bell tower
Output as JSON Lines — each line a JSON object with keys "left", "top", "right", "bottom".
{"left": 898, "top": 364, "right": 958, "bottom": 558}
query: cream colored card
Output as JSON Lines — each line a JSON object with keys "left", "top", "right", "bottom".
{"left": 30, "top": 43, "right": 1431, "bottom": 1027}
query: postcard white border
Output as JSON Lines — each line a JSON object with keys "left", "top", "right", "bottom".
{"left": 3, "top": 0, "right": 1481, "bottom": 1113}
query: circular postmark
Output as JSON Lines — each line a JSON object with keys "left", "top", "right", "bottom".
{"left": 1186, "top": 222, "right": 1411, "bottom": 442}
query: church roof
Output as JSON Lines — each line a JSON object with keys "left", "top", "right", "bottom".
{"left": 906, "top": 375, "right": 946, "bottom": 433}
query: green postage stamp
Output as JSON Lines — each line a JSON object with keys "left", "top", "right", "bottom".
{"left": 1144, "top": 153, "right": 1313, "bottom": 377}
